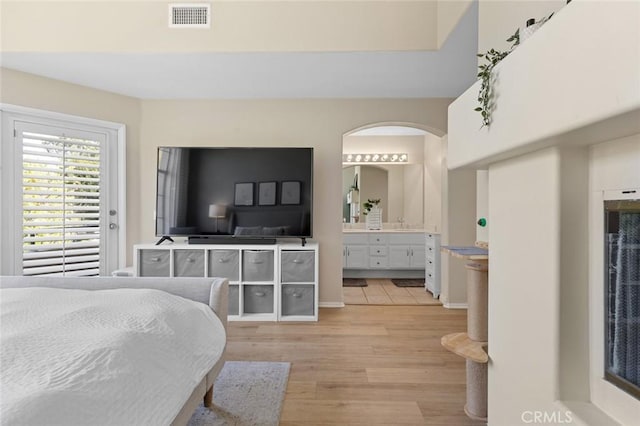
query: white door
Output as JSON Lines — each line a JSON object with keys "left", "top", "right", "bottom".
{"left": 10, "top": 120, "right": 121, "bottom": 276}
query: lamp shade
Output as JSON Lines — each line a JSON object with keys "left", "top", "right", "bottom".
{"left": 208, "top": 204, "right": 227, "bottom": 218}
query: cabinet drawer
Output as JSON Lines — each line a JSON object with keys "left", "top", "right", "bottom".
{"left": 425, "top": 245, "right": 437, "bottom": 257}
{"left": 425, "top": 258, "right": 436, "bottom": 271}
{"left": 281, "top": 251, "right": 315, "bottom": 283}
{"left": 370, "top": 257, "right": 388, "bottom": 268}
{"left": 228, "top": 285, "right": 240, "bottom": 316}
{"left": 343, "top": 233, "right": 368, "bottom": 244}
{"left": 369, "top": 245, "right": 387, "bottom": 257}
{"left": 426, "top": 270, "right": 436, "bottom": 283}
{"left": 243, "top": 285, "right": 274, "bottom": 314}
{"left": 139, "top": 250, "right": 170, "bottom": 277}
{"left": 173, "top": 249, "right": 204, "bottom": 277}
{"left": 368, "top": 234, "right": 388, "bottom": 244}
{"left": 242, "top": 250, "right": 274, "bottom": 282}
{"left": 209, "top": 250, "right": 240, "bottom": 281}
{"left": 281, "top": 285, "right": 314, "bottom": 317}
{"left": 425, "top": 234, "right": 439, "bottom": 248}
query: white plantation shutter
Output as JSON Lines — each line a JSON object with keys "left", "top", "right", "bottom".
{"left": 21, "top": 131, "right": 103, "bottom": 276}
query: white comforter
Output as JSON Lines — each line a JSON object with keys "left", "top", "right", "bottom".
{"left": 0, "top": 287, "right": 226, "bottom": 426}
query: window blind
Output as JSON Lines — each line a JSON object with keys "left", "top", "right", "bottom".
{"left": 22, "top": 131, "right": 102, "bottom": 276}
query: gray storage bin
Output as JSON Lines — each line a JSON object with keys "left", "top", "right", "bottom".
{"left": 281, "top": 251, "right": 315, "bottom": 283}
{"left": 139, "top": 249, "right": 170, "bottom": 277}
{"left": 209, "top": 250, "right": 239, "bottom": 281}
{"left": 281, "top": 285, "right": 314, "bottom": 316}
{"left": 243, "top": 285, "right": 274, "bottom": 314}
{"left": 228, "top": 285, "right": 239, "bottom": 316}
{"left": 173, "top": 249, "right": 204, "bottom": 277}
{"left": 242, "top": 250, "right": 274, "bottom": 282}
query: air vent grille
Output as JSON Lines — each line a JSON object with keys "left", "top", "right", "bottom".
{"left": 169, "top": 3, "right": 210, "bottom": 28}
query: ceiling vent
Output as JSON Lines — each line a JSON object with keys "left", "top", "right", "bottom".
{"left": 169, "top": 3, "right": 210, "bottom": 28}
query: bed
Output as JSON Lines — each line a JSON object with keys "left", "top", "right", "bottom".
{"left": 0, "top": 276, "right": 228, "bottom": 426}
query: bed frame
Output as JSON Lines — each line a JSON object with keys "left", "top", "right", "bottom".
{"left": 0, "top": 276, "right": 228, "bottom": 426}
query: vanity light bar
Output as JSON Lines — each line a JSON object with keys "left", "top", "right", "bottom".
{"left": 343, "top": 153, "right": 409, "bottom": 163}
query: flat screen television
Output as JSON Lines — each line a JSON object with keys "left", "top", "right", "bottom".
{"left": 155, "top": 147, "right": 313, "bottom": 242}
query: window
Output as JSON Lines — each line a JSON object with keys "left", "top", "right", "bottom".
{"left": 21, "top": 130, "right": 103, "bottom": 276}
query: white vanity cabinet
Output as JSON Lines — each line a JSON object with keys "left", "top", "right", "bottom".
{"left": 424, "top": 233, "right": 441, "bottom": 297}
{"left": 134, "top": 243, "right": 318, "bottom": 321}
{"left": 343, "top": 232, "right": 430, "bottom": 270}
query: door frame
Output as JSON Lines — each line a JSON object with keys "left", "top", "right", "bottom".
{"left": 0, "top": 103, "right": 126, "bottom": 275}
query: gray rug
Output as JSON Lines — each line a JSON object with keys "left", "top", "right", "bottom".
{"left": 391, "top": 279, "right": 425, "bottom": 287}
{"left": 188, "top": 361, "right": 290, "bottom": 426}
{"left": 343, "top": 278, "right": 368, "bottom": 287}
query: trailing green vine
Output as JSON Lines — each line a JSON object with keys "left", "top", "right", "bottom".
{"left": 475, "top": 13, "right": 554, "bottom": 127}
{"left": 475, "top": 29, "right": 520, "bottom": 127}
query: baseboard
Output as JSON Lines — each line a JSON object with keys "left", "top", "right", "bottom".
{"left": 443, "top": 302, "right": 468, "bottom": 309}
{"left": 319, "top": 302, "right": 345, "bottom": 308}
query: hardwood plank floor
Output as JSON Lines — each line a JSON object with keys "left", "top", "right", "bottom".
{"left": 225, "top": 304, "right": 486, "bottom": 425}
{"left": 343, "top": 279, "right": 442, "bottom": 306}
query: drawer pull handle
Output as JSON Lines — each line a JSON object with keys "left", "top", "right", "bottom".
{"left": 428, "top": 247, "right": 433, "bottom": 251}
{"left": 254, "top": 292, "right": 266, "bottom": 297}
{"left": 251, "top": 260, "right": 264, "bottom": 264}
{"left": 292, "top": 259, "right": 303, "bottom": 264}
{"left": 292, "top": 293, "right": 302, "bottom": 298}
{"left": 150, "top": 257, "right": 159, "bottom": 262}
{"left": 186, "top": 258, "right": 194, "bottom": 263}
{"left": 218, "top": 258, "right": 229, "bottom": 263}
{"left": 376, "top": 250, "right": 380, "bottom": 253}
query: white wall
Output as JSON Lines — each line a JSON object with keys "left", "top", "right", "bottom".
{"left": 488, "top": 147, "right": 563, "bottom": 425}
{"left": 588, "top": 133, "right": 640, "bottom": 426}
{"left": 476, "top": 170, "right": 488, "bottom": 243}
{"left": 1, "top": 0, "right": 439, "bottom": 52}
{"left": 424, "top": 133, "right": 442, "bottom": 233}
{"left": 437, "top": 0, "right": 474, "bottom": 48}
{"left": 440, "top": 136, "right": 477, "bottom": 307}
{"left": 403, "top": 164, "right": 424, "bottom": 226}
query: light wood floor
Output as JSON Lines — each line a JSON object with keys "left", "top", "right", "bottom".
{"left": 343, "top": 279, "right": 442, "bottom": 306}
{"left": 226, "top": 304, "right": 486, "bottom": 426}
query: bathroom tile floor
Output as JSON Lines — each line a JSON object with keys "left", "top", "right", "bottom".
{"left": 343, "top": 279, "right": 442, "bottom": 306}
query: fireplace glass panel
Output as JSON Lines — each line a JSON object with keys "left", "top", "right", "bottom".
{"left": 604, "top": 199, "right": 640, "bottom": 399}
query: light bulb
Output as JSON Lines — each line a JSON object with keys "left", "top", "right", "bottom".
{"left": 400, "top": 154, "right": 407, "bottom": 161}
{"left": 391, "top": 154, "right": 398, "bottom": 161}
{"left": 372, "top": 154, "right": 379, "bottom": 161}
{"left": 381, "top": 154, "right": 389, "bottom": 161}
{"left": 364, "top": 155, "right": 371, "bottom": 161}
{"left": 347, "top": 154, "right": 353, "bottom": 161}
{"left": 355, "top": 155, "right": 362, "bottom": 162}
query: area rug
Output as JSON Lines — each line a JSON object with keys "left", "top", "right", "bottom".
{"left": 343, "top": 278, "right": 368, "bottom": 287}
{"left": 391, "top": 279, "right": 425, "bottom": 287}
{"left": 188, "top": 361, "right": 290, "bottom": 426}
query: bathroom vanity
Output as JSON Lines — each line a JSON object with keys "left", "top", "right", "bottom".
{"left": 343, "top": 228, "right": 441, "bottom": 296}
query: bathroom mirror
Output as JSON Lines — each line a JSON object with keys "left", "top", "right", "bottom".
{"left": 342, "top": 164, "right": 423, "bottom": 225}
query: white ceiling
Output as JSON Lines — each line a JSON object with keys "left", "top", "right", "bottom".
{"left": 0, "top": 2, "right": 478, "bottom": 100}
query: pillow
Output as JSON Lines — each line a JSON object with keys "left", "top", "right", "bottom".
{"left": 233, "top": 226, "right": 263, "bottom": 236}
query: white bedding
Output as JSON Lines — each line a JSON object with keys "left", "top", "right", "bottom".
{"left": 0, "top": 287, "right": 226, "bottom": 426}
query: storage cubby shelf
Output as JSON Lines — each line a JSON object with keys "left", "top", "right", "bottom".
{"left": 441, "top": 332, "right": 488, "bottom": 364}
{"left": 134, "top": 243, "right": 319, "bottom": 322}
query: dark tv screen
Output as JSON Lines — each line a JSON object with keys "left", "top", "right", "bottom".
{"left": 155, "top": 147, "right": 313, "bottom": 239}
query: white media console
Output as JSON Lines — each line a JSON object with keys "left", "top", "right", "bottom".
{"left": 133, "top": 242, "right": 318, "bottom": 322}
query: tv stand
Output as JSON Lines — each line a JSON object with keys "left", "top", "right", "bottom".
{"left": 155, "top": 235, "right": 174, "bottom": 245}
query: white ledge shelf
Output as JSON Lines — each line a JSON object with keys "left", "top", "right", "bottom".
{"left": 448, "top": 0, "right": 640, "bottom": 169}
